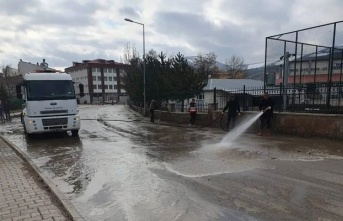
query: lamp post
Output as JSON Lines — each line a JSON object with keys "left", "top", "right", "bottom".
{"left": 124, "top": 18, "right": 146, "bottom": 115}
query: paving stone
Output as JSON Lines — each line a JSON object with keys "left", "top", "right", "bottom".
{"left": 0, "top": 139, "right": 70, "bottom": 221}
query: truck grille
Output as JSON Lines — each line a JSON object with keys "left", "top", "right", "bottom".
{"left": 42, "top": 118, "right": 68, "bottom": 126}
{"left": 40, "top": 110, "right": 68, "bottom": 114}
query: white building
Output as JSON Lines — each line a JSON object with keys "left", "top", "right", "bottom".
{"left": 65, "top": 59, "right": 128, "bottom": 104}
{"left": 0, "top": 66, "right": 19, "bottom": 77}
{"left": 201, "top": 79, "right": 265, "bottom": 110}
{"left": 18, "top": 59, "right": 58, "bottom": 75}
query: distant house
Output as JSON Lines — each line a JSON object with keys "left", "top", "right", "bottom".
{"left": 0, "top": 66, "right": 19, "bottom": 77}
{"left": 65, "top": 59, "right": 128, "bottom": 104}
{"left": 18, "top": 59, "right": 60, "bottom": 75}
{"left": 198, "top": 79, "right": 265, "bottom": 111}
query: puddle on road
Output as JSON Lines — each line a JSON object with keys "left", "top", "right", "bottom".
{"left": 2, "top": 106, "right": 343, "bottom": 221}
{"left": 163, "top": 160, "right": 275, "bottom": 178}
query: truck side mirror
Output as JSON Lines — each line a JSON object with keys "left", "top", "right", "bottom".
{"left": 79, "top": 84, "right": 84, "bottom": 97}
{"left": 16, "top": 83, "right": 22, "bottom": 99}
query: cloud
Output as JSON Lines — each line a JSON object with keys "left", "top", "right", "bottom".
{"left": 0, "top": 0, "right": 342, "bottom": 69}
{"left": 0, "top": 0, "right": 39, "bottom": 15}
{"left": 151, "top": 11, "right": 257, "bottom": 61}
{"left": 119, "top": 6, "right": 141, "bottom": 19}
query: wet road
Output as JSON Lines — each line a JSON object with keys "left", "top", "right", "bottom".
{"left": 1, "top": 105, "right": 343, "bottom": 221}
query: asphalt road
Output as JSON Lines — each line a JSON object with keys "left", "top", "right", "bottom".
{"left": 2, "top": 105, "right": 343, "bottom": 221}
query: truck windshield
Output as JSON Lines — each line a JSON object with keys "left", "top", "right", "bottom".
{"left": 26, "top": 80, "right": 76, "bottom": 101}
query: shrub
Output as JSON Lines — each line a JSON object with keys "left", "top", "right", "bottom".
{"left": 10, "top": 98, "right": 23, "bottom": 110}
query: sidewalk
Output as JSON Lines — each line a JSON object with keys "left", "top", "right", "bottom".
{"left": 0, "top": 138, "right": 73, "bottom": 221}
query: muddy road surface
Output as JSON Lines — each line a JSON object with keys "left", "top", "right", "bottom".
{"left": 2, "top": 105, "right": 343, "bottom": 221}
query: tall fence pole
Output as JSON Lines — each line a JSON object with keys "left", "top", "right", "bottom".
{"left": 213, "top": 87, "right": 217, "bottom": 110}
{"left": 283, "top": 52, "right": 290, "bottom": 111}
{"left": 264, "top": 38, "right": 268, "bottom": 92}
{"left": 279, "top": 83, "right": 283, "bottom": 112}
{"left": 327, "top": 22, "right": 337, "bottom": 107}
{"left": 243, "top": 85, "right": 246, "bottom": 111}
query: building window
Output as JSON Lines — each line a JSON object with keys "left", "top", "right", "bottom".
{"left": 104, "top": 76, "right": 108, "bottom": 81}
{"left": 113, "top": 85, "right": 117, "bottom": 89}
{"left": 97, "top": 76, "right": 102, "bottom": 81}
{"left": 105, "top": 85, "right": 108, "bottom": 89}
{"left": 109, "top": 76, "right": 112, "bottom": 81}
{"left": 98, "top": 85, "right": 102, "bottom": 89}
{"left": 197, "top": 94, "right": 204, "bottom": 100}
{"left": 113, "top": 77, "right": 117, "bottom": 81}
{"left": 92, "top": 68, "right": 100, "bottom": 73}
{"left": 93, "top": 76, "right": 96, "bottom": 81}
{"left": 109, "top": 85, "right": 113, "bottom": 89}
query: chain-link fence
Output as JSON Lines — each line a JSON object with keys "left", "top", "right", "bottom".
{"left": 264, "top": 21, "right": 343, "bottom": 109}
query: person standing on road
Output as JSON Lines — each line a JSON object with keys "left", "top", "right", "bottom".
{"left": 221, "top": 95, "right": 241, "bottom": 131}
{"left": 258, "top": 92, "right": 275, "bottom": 136}
{"left": 3, "top": 99, "right": 11, "bottom": 121}
{"left": 0, "top": 100, "right": 4, "bottom": 122}
{"left": 149, "top": 99, "right": 157, "bottom": 122}
{"left": 188, "top": 99, "right": 197, "bottom": 126}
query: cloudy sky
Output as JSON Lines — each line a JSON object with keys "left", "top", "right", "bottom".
{"left": 0, "top": 0, "right": 342, "bottom": 70}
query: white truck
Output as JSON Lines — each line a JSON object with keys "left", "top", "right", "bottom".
{"left": 16, "top": 71, "right": 84, "bottom": 136}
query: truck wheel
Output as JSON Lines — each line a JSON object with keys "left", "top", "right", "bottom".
{"left": 71, "top": 130, "right": 79, "bottom": 136}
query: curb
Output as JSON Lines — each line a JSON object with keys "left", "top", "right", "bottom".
{"left": 0, "top": 135, "right": 85, "bottom": 221}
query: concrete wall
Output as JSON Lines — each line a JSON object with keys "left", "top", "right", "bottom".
{"left": 131, "top": 104, "right": 343, "bottom": 140}
{"left": 273, "top": 113, "right": 343, "bottom": 139}
{"left": 130, "top": 105, "right": 211, "bottom": 126}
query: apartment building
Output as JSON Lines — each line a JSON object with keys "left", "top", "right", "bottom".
{"left": 65, "top": 59, "right": 127, "bottom": 104}
{"left": 274, "top": 48, "right": 343, "bottom": 85}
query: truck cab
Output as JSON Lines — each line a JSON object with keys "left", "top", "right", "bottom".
{"left": 16, "top": 72, "right": 84, "bottom": 136}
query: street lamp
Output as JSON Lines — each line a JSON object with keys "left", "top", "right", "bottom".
{"left": 124, "top": 18, "right": 146, "bottom": 115}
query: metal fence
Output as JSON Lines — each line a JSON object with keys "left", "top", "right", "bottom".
{"left": 216, "top": 83, "right": 343, "bottom": 114}
{"left": 129, "top": 81, "right": 343, "bottom": 115}
{"left": 174, "top": 102, "right": 208, "bottom": 113}
{"left": 265, "top": 20, "right": 343, "bottom": 108}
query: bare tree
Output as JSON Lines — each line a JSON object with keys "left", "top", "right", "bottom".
{"left": 226, "top": 55, "right": 246, "bottom": 79}
{"left": 120, "top": 42, "right": 140, "bottom": 64}
{"left": 194, "top": 52, "right": 219, "bottom": 78}
{"left": 1, "top": 65, "right": 11, "bottom": 94}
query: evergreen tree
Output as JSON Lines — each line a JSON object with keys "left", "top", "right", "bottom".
{"left": 123, "top": 57, "right": 144, "bottom": 103}
{"left": 122, "top": 49, "right": 211, "bottom": 108}
{"left": 169, "top": 52, "right": 194, "bottom": 100}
